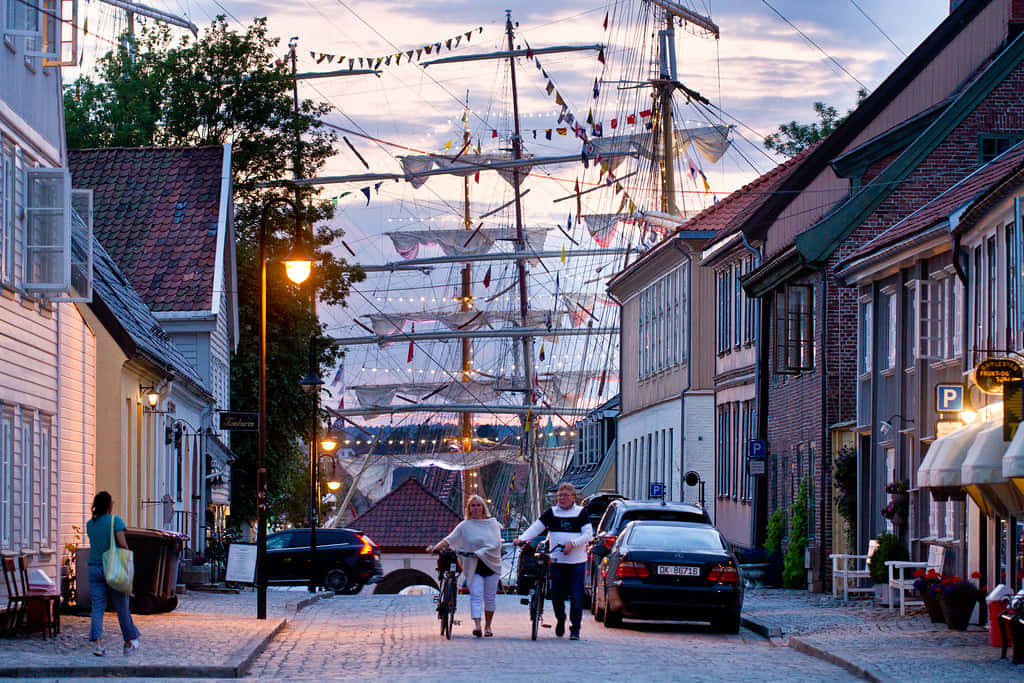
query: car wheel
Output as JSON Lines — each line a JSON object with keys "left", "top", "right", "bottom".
{"left": 603, "top": 603, "right": 621, "bottom": 628}
{"left": 712, "top": 611, "right": 742, "bottom": 634}
{"left": 324, "top": 569, "right": 353, "bottom": 594}
{"left": 594, "top": 583, "right": 605, "bottom": 622}
{"left": 589, "top": 577, "right": 597, "bottom": 616}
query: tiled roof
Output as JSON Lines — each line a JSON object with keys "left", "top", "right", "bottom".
{"left": 840, "top": 141, "right": 1024, "bottom": 267}
{"left": 68, "top": 146, "right": 225, "bottom": 312}
{"left": 349, "top": 477, "right": 462, "bottom": 551}
{"left": 86, "top": 232, "right": 208, "bottom": 393}
{"left": 700, "top": 146, "right": 817, "bottom": 245}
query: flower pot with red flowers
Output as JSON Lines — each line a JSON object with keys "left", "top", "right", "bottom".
{"left": 936, "top": 575, "right": 983, "bottom": 630}
{"left": 914, "top": 569, "right": 943, "bottom": 623}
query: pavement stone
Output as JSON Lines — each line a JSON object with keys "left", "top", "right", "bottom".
{"left": 0, "top": 587, "right": 319, "bottom": 678}
{"left": 741, "top": 588, "right": 1017, "bottom": 681}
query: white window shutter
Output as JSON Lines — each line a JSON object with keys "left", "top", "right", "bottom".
{"left": 51, "top": 189, "right": 91, "bottom": 302}
{"left": 4, "top": 0, "right": 40, "bottom": 37}
{"left": 24, "top": 166, "right": 70, "bottom": 292}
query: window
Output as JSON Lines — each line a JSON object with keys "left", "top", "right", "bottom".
{"left": 807, "top": 443, "right": 815, "bottom": 542}
{"left": 731, "top": 402, "right": 741, "bottom": 499}
{"left": 988, "top": 235, "right": 998, "bottom": 348}
{"left": 4, "top": 0, "right": 61, "bottom": 59}
{"left": 733, "top": 263, "right": 742, "bottom": 348}
{"left": 637, "top": 266, "right": 686, "bottom": 379}
{"left": 25, "top": 166, "right": 72, "bottom": 292}
{"left": 913, "top": 277, "right": 958, "bottom": 361}
{"left": 20, "top": 410, "right": 32, "bottom": 546}
{"left": 972, "top": 245, "right": 983, "bottom": 354}
{"left": 774, "top": 284, "right": 813, "bottom": 374}
{"left": 979, "top": 134, "right": 1024, "bottom": 164}
{"left": 717, "top": 269, "right": 731, "bottom": 354}
{"left": 742, "top": 399, "right": 755, "bottom": 502}
{"left": 744, "top": 258, "right": 757, "bottom": 346}
{"left": 0, "top": 407, "right": 10, "bottom": 549}
{"left": 717, "top": 404, "right": 729, "bottom": 497}
{"left": 880, "top": 289, "right": 896, "bottom": 370}
{"left": 1008, "top": 221, "right": 1020, "bottom": 350}
{"left": 38, "top": 414, "right": 50, "bottom": 547}
{"left": 858, "top": 296, "right": 872, "bottom": 375}
{"left": 0, "top": 142, "right": 12, "bottom": 286}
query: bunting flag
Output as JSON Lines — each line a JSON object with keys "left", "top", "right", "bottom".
{"left": 444, "top": 139, "right": 453, "bottom": 151}
{"left": 361, "top": 187, "right": 371, "bottom": 205}
{"left": 407, "top": 324, "right": 415, "bottom": 362}
{"left": 603, "top": 12, "right": 609, "bottom": 30}
{"left": 561, "top": 244, "right": 566, "bottom": 264}
{"left": 332, "top": 361, "right": 344, "bottom": 386}
{"left": 593, "top": 79, "right": 599, "bottom": 99}
{"left": 539, "top": 343, "right": 545, "bottom": 362}
{"left": 699, "top": 169, "right": 710, "bottom": 193}
{"left": 575, "top": 179, "right": 582, "bottom": 220}
{"left": 586, "top": 109, "right": 594, "bottom": 125}
{"left": 687, "top": 156, "right": 700, "bottom": 180}
{"left": 639, "top": 109, "right": 652, "bottom": 119}
{"left": 626, "top": 113, "right": 636, "bottom": 125}
{"left": 545, "top": 129, "right": 552, "bottom": 140}
{"left": 483, "top": 266, "right": 492, "bottom": 288}
{"left": 597, "top": 46, "right": 605, "bottom": 64}
{"left": 546, "top": 81, "right": 554, "bottom": 95}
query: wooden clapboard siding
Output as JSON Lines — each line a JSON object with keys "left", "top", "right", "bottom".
{"left": 0, "top": 296, "right": 58, "bottom": 408}
{"left": 59, "top": 303, "right": 96, "bottom": 560}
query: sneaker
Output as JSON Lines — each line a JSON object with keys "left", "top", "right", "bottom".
{"left": 93, "top": 644, "right": 106, "bottom": 657}
{"left": 123, "top": 639, "right": 140, "bottom": 655}
{"left": 554, "top": 619, "right": 565, "bottom": 638}
{"left": 569, "top": 631, "right": 580, "bottom": 641}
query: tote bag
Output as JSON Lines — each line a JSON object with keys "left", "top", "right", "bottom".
{"left": 102, "top": 517, "right": 135, "bottom": 593}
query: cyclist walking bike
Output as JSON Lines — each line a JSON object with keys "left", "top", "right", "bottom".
{"left": 521, "top": 540, "right": 564, "bottom": 640}
{"left": 434, "top": 549, "right": 460, "bottom": 639}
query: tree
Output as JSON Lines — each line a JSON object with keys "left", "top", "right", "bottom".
{"left": 64, "top": 17, "right": 364, "bottom": 528}
{"left": 763, "top": 89, "right": 868, "bottom": 157}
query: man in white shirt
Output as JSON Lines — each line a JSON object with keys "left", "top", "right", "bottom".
{"left": 513, "top": 482, "right": 593, "bottom": 640}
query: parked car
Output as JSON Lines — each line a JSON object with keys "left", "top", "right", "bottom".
{"left": 585, "top": 499, "right": 711, "bottom": 608}
{"left": 582, "top": 492, "right": 625, "bottom": 527}
{"left": 265, "top": 528, "right": 383, "bottom": 594}
{"left": 592, "top": 520, "right": 744, "bottom": 633}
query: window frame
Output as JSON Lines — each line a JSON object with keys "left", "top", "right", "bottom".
{"left": 774, "top": 283, "right": 814, "bottom": 374}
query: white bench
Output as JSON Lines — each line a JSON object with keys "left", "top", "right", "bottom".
{"left": 830, "top": 539, "right": 878, "bottom": 604}
{"left": 886, "top": 545, "right": 945, "bottom": 615}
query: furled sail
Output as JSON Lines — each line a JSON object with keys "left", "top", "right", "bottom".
{"left": 385, "top": 228, "right": 549, "bottom": 260}
{"left": 590, "top": 125, "right": 732, "bottom": 172}
{"left": 399, "top": 153, "right": 535, "bottom": 188}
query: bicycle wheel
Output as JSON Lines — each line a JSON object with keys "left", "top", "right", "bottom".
{"left": 530, "top": 574, "right": 543, "bottom": 641}
{"left": 438, "top": 578, "right": 450, "bottom": 638}
{"left": 445, "top": 597, "right": 455, "bottom": 640}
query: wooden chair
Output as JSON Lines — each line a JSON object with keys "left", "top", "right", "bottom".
{"left": 886, "top": 545, "right": 945, "bottom": 616}
{"left": 830, "top": 539, "right": 879, "bottom": 604}
{"left": 1, "top": 555, "right": 25, "bottom": 636}
{"left": 16, "top": 555, "right": 59, "bottom": 639}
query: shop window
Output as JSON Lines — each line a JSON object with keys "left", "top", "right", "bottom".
{"left": 773, "top": 284, "right": 813, "bottom": 374}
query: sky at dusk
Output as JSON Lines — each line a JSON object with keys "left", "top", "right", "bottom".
{"left": 67, "top": 0, "right": 954, "bottom": 421}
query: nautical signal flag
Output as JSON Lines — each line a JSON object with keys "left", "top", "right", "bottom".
{"left": 408, "top": 324, "right": 415, "bottom": 362}
{"left": 483, "top": 266, "right": 492, "bottom": 288}
{"left": 539, "top": 343, "right": 545, "bottom": 361}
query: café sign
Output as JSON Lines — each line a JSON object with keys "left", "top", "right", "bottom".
{"left": 973, "top": 357, "right": 1024, "bottom": 395}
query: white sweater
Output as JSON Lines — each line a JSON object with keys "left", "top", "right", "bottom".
{"left": 517, "top": 504, "right": 593, "bottom": 565}
{"left": 442, "top": 518, "right": 503, "bottom": 580}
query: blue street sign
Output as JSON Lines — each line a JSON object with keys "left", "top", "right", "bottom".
{"left": 748, "top": 439, "right": 767, "bottom": 460}
{"left": 935, "top": 383, "right": 964, "bottom": 412}
{"left": 649, "top": 482, "right": 665, "bottom": 499}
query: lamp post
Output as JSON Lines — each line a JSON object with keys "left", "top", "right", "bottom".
{"left": 298, "top": 334, "right": 324, "bottom": 593}
{"left": 257, "top": 197, "right": 312, "bottom": 620}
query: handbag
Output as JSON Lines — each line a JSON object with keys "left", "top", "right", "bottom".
{"left": 102, "top": 516, "right": 134, "bottom": 593}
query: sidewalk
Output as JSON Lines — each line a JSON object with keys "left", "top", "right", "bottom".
{"left": 741, "top": 588, "right": 1015, "bottom": 681}
{"left": 0, "top": 588, "right": 325, "bottom": 678}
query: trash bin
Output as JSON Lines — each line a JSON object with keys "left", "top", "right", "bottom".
{"left": 124, "top": 528, "right": 183, "bottom": 614}
{"left": 987, "top": 584, "right": 1013, "bottom": 647}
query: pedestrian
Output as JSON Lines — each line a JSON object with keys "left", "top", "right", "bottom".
{"left": 513, "top": 482, "right": 593, "bottom": 640}
{"left": 427, "top": 494, "right": 503, "bottom": 638}
{"left": 85, "top": 491, "right": 140, "bottom": 656}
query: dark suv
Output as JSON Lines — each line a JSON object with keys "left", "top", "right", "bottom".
{"left": 585, "top": 500, "right": 712, "bottom": 609}
{"left": 265, "top": 528, "right": 383, "bottom": 594}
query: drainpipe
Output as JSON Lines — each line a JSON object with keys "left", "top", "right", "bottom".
{"left": 740, "top": 233, "right": 764, "bottom": 547}
{"left": 672, "top": 238, "right": 693, "bottom": 506}
{"left": 818, "top": 265, "right": 829, "bottom": 592}
{"left": 606, "top": 287, "right": 624, "bottom": 495}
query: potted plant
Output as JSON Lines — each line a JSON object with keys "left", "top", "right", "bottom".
{"left": 868, "top": 532, "right": 910, "bottom": 605}
{"left": 881, "top": 479, "right": 910, "bottom": 531}
{"left": 833, "top": 446, "right": 857, "bottom": 548}
{"left": 934, "top": 574, "right": 984, "bottom": 630}
{"left": 913, "top": 569, "right": 943, "bottom": 623}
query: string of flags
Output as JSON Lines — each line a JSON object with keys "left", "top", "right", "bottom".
{"left": 305, "top": 26, "right": 485, "bottom": 69}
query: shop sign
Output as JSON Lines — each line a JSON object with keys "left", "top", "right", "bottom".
{"left": 935, "top": 420, "right": 963, "bottom": 439}
{"left": 973, "top": 357, "right": 1023, "bottom": 395}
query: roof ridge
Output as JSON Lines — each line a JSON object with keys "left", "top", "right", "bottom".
{"left": 354, "top": 476, "right": 462, "bottom": 522}
{"left": 70, "top": 145, "right": 224, "bottom": 153}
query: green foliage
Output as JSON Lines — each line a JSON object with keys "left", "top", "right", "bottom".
{"left": 868, "top": 532, "right": 909, "bottom": 584}
{"left": 833, "top": 445, "right": 857, "bottom": 524}
{"left": 763, "top": 89, "right": 868, "bottom": 157}
{"left": 765, "top": 508, "right": 786, "bottom": 555}
{"left": 783, "top": 479, "right": 809, "bottom": 589}
{"left": 64, "top": 17, "right": 365, "bottom": 528}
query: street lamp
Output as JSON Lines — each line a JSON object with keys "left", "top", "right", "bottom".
{"left": 257, "top": 196, "right": 311, "bottom": 620}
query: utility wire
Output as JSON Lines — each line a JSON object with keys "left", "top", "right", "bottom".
{"left": 848, "top": 0, "right": 905, "bottom": 56}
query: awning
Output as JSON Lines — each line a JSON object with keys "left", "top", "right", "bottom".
{"left": 962, "top": 422, "right": 1024, "bottom": 517}
{"left": 918, "top": 421, "right": 985, "bottom": 501}
{"left": 1003, "top": 418, "right": 1024, "bottom": 497}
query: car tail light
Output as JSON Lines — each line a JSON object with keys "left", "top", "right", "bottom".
{"left": 602, "top": 535, "right": 617, "bottom": 550}
{"left": 708, "top": 564, "right": 739, "bottom": 584}
{"left": 615, "top": 561, "right": 649, "bottom": 578}
{"left": 358, "top": 535, "right": 374, "bottom": 555}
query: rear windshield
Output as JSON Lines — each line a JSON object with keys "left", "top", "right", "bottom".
{"left": 627, "top": 525, "right": 726, "bottom": 552}
{"left": 621, "top": 509, "right": 706, "bottom": 527}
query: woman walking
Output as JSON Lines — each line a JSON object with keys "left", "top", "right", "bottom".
{"left": 85, "top": 491, "right": 140, "bottom": 656}
{"left": 427, "top": 495, "right": 503, "bottom": 637}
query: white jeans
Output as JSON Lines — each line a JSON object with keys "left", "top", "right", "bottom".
{"left": 469, "top": 572, "right": 499, "bottom": 619}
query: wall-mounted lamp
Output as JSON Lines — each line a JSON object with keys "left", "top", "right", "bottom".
{"left": 326, "top": 480, "right": 341, "bottom": 492}
{"left": 879, "top": 414, "right": 915, "bottom": 434}
{"left": 141, "top": 385, "right": 161, "bottom": 410}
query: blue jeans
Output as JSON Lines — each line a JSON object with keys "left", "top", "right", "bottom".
{"left": 88, "top": 564, "right": 140, "bottom": 643}
{"left": 549, "top": 562, "right": 585, "bottom": 634}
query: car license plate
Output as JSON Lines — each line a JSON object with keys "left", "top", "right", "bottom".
{"left": 657, "top": 565, "right": 699, "bottom": 576}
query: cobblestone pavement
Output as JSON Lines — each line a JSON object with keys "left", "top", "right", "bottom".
{"left": 0, "top": 588, "right": 313, "bottom": 677}
{"left": 244, "top": 593, "right": 858, "bottom": 682}
{"left": 743, "top": 589, "right": 1017, "bottom": 681}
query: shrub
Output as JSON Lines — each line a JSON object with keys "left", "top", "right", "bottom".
{"left": 868, "top": 532, "right": 909, "bottom": 584}
{"left": 765, "top": 508, "right": 786, "bottom": 555}
{"left": 833, "top": 445, "right": 857, "bottom": 524}
{"left": 783, "top": 479, "right": 809, "bottom": 589}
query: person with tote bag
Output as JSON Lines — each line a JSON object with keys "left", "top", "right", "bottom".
{"left": 85, "top": 491, "right": 140, "bottom": 657}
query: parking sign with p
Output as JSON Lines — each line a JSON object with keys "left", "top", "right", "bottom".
{"left": 935, "top": 383, "right": 964, "bottom": 413}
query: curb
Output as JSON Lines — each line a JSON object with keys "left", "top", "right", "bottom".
{"left": 788, "top": 637, "right": 883, "bottom": 682}
{"left": 741, "top": 614, "right": 782, "bottom": 639}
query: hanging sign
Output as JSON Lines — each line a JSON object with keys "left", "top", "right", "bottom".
{"left": 973, "top": 357, "right": 1023, "bottom": 395}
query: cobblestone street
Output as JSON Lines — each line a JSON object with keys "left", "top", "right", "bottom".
{"left": 244, "top": 593, "right": 857, "bottom": 682}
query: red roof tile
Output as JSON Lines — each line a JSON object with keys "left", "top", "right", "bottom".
{"left": 68, "top": 146, "right": 225, "bottom": 312}
{"left": 349, "top": 477, "right": 462, "bottom": 551}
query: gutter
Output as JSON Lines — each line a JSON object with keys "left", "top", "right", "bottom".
{"left": 671, "top": 238, "right": 693, "bottom": 504}
{"left": 605, "top": 287, "right": 624, "bottom": 495}
{"left": 740, "top": 232, "right": 764, "bottom": 547}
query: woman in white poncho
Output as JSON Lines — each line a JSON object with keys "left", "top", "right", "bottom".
{"left": 427, "top": 494, "right": 503, "bottom": 637}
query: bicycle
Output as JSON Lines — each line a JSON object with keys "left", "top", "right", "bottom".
{"left": 520, "top": 541, "right": 564, "bottom": 641}
{"left": 434, "top": 549, "right": 459, "bottom": 639}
